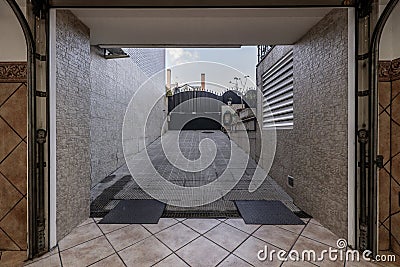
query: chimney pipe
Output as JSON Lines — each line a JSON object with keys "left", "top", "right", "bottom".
{"left": 166, "top": 69, "right": 171, "bottom": 92}
{"left": 201, "top": 73, "right": 205, "bottom": 91}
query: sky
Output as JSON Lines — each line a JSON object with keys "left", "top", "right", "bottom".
{"left": 166, "top": 47, "right": 257, "bottom": 93}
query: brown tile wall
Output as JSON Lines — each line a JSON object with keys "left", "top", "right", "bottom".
{"left": 0, "top": 62, "right": 27, "bottom": 257}
{"left": 378, "top": 58, "right": 400, "bottom": 256}
{"left": 257, "top": 9, "right": 349, "bottom": 238}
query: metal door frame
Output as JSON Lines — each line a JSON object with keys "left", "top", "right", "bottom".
{"left": 4, "top": 0, "right": 43, "bottom": 259}
{"left": 368, "top": 0, "right": 399, "bottom": 254}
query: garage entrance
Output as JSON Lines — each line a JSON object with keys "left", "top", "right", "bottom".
{"left": 4, "top": 0, "right": 398, "bottom": 263}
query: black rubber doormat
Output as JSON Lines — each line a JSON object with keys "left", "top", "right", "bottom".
{"left": 235, "top": 200, "right": 305, "bottom": 225}
{"left": 99, "top": 200, "right": 165, "bottom": 224}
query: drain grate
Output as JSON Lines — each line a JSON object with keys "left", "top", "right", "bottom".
{"left": 162, "top": 210, "right": 240, "bottom": 218}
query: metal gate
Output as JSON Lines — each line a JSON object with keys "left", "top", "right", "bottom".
{"left": 167, "top": 90, "right": 242, "bottom": 130}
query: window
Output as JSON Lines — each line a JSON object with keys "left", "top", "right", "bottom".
{"left": 262, "top": 50, "right": 293, "bottom": 129}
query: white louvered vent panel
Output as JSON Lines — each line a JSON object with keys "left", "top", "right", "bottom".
{"left": 262, "top": 50, "right": 294, "bottom": 129}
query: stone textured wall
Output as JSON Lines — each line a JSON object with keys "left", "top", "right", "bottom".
{"left": 56, "top": 11, "right": 166, "bottom": 240}
{"left": 56, "top": 10, "right": 91, "bottom": 241}
{"left": 123, "top": 48, "right": 165, "bottom": 78}
{"left": 257, "top": 9, "right": 349, "bottom": 238}
{"left": 90, "top": 47, "right": 166, "bottom": 187}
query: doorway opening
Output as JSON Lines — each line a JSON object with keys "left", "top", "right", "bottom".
{"left": 86, "top": 45, "right": 300, "bottom": 221}
{"left": 37, "top": 7, "right": 366, "bottom": 266}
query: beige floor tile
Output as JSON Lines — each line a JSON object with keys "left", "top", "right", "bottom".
{"left": 309, "top": 219, "right": 323, "bottom": 226}
{"left": 183, "top": 219, "right": 221, "bottom": 234}
{"left": 217, "top": 254, "right": 252, "bottom": 267}
{"left": 375, "top": 251, "right": 400, "bottom": 266}
{"left": 155, "top": 223, "right": 200, "bottom": 251}
{"left": 233, "top": 236, "right": 282, "bottom": 267}
{"left": 253, "top": 225, "right": 299, "bottom": 251}
{"left": 224, "top": 219, "right": 260, "bottom": 234}
{"left": 292, "top": 236, "right": 344, "bottom": 267}
{"left": 153, "top": 254, "right": 189, "bottom": 267}
{"left": 97, "top": 223, "right": 129, "bottom": 234}
{"left": 344, "top": 252, "right": 382, "bottom": 267}
{"left": 176, "top": 236, "right": 229, "bottom": 267}
{"left": 78, "top": 218, "right": 95, "bottom": 227}
{"left": 60, "top": 236, "right": 114, "bottom": 267}
{"left": 204, "top": 223, "right": 249, "bottom": 252}
{"left": 277, "top": 224, "right": 306, "bottom": 235}
{"left": 58, "top": 222, "right": 103, "bottom": 251}
{"left": 106, "top": 224, "right": 151, "bottom": 251}
{"left": 281, "top": 259, "right": 317, "bottom": 266}
{"left": 376, "top": 260, "right": 400, "bottom": 267}
{"left": 118, "top": 236, "right": 172, "bottom": 267}
{"left": 142, "top": 218, "right": 178, "bottom": 234}
{"left": 301, "top": 223, "right": 340, "bottom": 247}
{"left": 0, "top": 251, "right": 27, "bottom": 267}
{"left": 24, "top": 254, "right": 61, "bottom": 267}
{"left": 89, "top": 253, "right": 125, "bottom": 267}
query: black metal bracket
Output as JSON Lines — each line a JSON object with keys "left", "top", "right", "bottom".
{"left": 358, "top": 128, "right": 369, "bottom": 143}
{"left": 36, "top": 129, "right": 46, "bottom": 144}
{"left": 357, "top": 53, "right": 370, "bottom": 60}
{"left": 357, "top": 128, "right": 369, "bottom": 249}
{"left": 31, "top": 0, "right": 49, "bottom": 18}
{"left": 35, "top": 129, "right": 47, "bottom": 253}
{"left": 36, "top": 91, "right": 47, "bottom": 97}
{"left": 357, "top": 0, "right": 373, "bottom": 18}
{"left": 375, "top": 155, "right": 384, "bottom": 169}
{"left": 35, "top": 53, "right": 47, "bottom": 62}
{"left": 358, "top": 90, "right": 370, "bottom": 97}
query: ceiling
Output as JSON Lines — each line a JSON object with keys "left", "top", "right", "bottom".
{"left": 70, "top": 8, "right": 334, "bottom": 46}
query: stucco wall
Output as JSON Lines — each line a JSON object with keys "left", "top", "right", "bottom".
{"left": 55, "top": 10, "right": 91, "bottom": 241}
{"left": 257, "top": 9, "right": 349, "bottom": 238}
{"left": 0, "top": 0, "right": 26, "bottom": 61}
{"left": 380, "top": 4, "right": 400, "bottom": 60}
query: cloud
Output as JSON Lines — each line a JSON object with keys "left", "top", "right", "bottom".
{"left": 167, "top": 48, "right": 200, "bottom": 66}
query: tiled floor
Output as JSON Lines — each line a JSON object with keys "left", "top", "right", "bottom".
{"left": 91, "top": 131, "right": 298, "bottom": 218}
{"left": 12, "top": 217, "right": 395, "bottom": 267}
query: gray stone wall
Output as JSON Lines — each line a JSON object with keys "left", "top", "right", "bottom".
{"left": 123, "top": 48, "right": 165, "bottom": 78}
{"left": 257, "top": 9, "right": 349, "bottom": 238}
{"left": 56, "top": 10, "right": 166, "bottom": 241}
{"left": 90, "top": 47, "right": 166, "bottom": 186}
{"left": 56, "top": 10, "right": 91, "bottom": 241}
